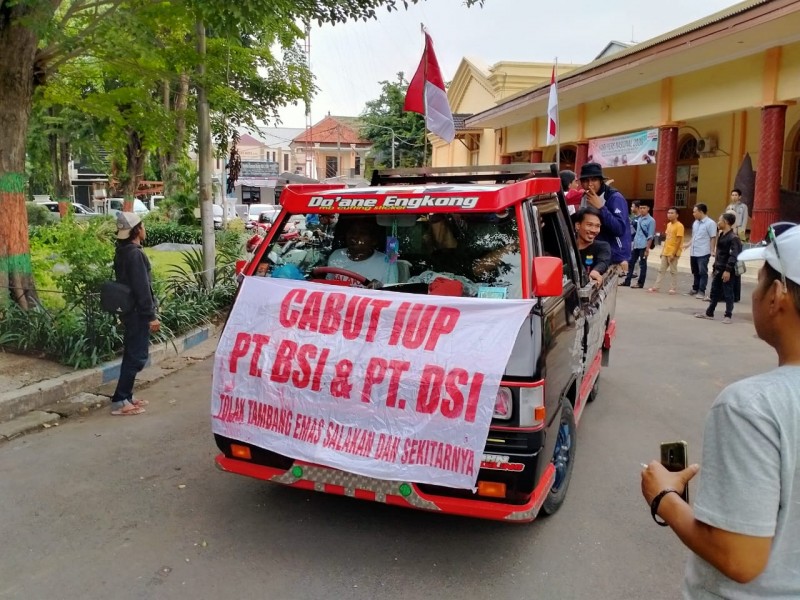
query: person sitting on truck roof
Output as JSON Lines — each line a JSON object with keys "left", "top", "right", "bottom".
{"left": 327, "top": 217, "right": 398, "bottom": 287}
{"left": 572, "top": 206, "right": 612, "bottom": 285}
{"left": 579, "top": 162, "right": 631, "bottom": 269}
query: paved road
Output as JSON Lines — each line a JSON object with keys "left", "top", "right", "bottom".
{"left": 0, "top": 274, "right": 776, "bottom": 600}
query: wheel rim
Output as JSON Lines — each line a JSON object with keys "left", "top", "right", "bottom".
{"left": 551, "top": 419, "right": 572, "bottom": 493}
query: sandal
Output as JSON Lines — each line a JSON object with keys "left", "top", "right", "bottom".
{"left": 668, "top": 289, "right": 677, "bottom": 295}
{"left": 646, "top": 287, "right": 659, "bottom": 293}
{"left": 111, "top": 400, "right": 146, "bottom": 416}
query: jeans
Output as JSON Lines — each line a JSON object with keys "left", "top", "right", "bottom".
{"left": 111, "top": 313, "right": 151, "bottom": 403}
{"left": 690, "top": 254, "right": 711, "bottom": 294}
{"left": 706, "top": 270, "right": 735, "bottom": 318}
{"left": 624, "top": 247, "right": 648, "bottom": 286}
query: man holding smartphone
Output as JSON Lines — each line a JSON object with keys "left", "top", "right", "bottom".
{"left": 641, "top": 223, "right": 800, "bottom": 598}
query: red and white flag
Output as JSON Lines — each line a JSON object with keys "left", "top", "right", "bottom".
{"left": 546, "top": 66, "right": 558, "bottom": 146}
{"left": 404, "top": 30, "right": 455, "bottom": 143}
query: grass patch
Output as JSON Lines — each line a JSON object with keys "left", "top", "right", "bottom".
{"left": 144, "top": 248, "right": 187, "bottom": 279}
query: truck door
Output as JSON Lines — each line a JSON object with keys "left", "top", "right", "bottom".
{"left": 528, "top": 202, "right": 582, "bottom": 457}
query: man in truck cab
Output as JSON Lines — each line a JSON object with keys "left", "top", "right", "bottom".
{"left": 572, "top": 206, "right": 612, "bottom": 284}
{"left": 326, "top": 216, "right": 398, "bottom": 287}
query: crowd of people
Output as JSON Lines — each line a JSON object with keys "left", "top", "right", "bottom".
{"left": 562, "top": 165, "right": 757, "bottom": 325}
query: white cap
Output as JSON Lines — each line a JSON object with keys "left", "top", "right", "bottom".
{"left": 116, "top": 211, "right": 142, "bottom": 239}
{"left": 737, "top": 223, "right": 800, "bottom": 285}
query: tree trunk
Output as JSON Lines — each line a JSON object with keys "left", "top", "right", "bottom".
{"left": 159, "top": 72, "right": 189, "bottom": 198}
{"left": 0, "top": 7, "right": 42, "bottom": 308}
{"left": 123, "top": 128, "right": 144, "bottom": 212}
{"left": 159, "top": 79, "right": 170, "bottom": 193}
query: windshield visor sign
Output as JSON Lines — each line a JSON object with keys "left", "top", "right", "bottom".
{"left": 308, "top": 194, "right": 480, "bottom": 211}
{"left": 212, "top": 277, "right": 533, "bottom": 489}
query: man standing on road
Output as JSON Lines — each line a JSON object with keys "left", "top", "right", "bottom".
{"left": 725, "top": 188, "right": 749, "bottom": 242}
{"left": 621, "top": 203, "right": 655, "bottom": 288}
{"left": 647, "top": 207, "right": 684, "bottom": 294}
{"left": 695, "top": 213, "right": 741, "bottom": 324}
{"left": 684, "top": 203, "right": 717, "bottom": 300}
{"left": 579, "top": 162, "right": 631, "bottom": 271}
{"left": 572, "top": 207, "right": 612, "bottom": 285}
{"left": 641, "top": 222, "right": 800, "bottom": 599}
{"left": 110, "top": 212, "right": 160, "bottom": 416}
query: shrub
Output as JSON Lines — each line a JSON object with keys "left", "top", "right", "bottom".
{"left": 27, "top": 202, "right": 52, "bottom": 226}
{"left": 143, "top": 222, "right": 201, "bottom": 246}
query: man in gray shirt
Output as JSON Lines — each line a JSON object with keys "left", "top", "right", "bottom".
{"left": 641, "top": 222, "right": 800, "bottom": 599}
{"left": 684, "top": 203, "right": 717, "bottom": 299}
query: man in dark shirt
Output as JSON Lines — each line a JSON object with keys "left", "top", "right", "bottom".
{"left": 110, "top": 212, "right": 160, "bottom": 415}
{"left": 695, "top": 212, "right": 741, "bottom": 324}
{"left": 572, "top": 206, "right": 612, "bottom": 285}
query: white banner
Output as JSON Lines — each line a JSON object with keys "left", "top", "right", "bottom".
{"left": 588, "top": 128, "right": 659, "bottom": 167}
{"left": 211, "top": 277, "right": 534, "bottom": 489}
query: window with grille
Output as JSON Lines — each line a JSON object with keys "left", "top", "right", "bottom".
{"left": 326, "top": 156, "right": 338, "bottom": 178}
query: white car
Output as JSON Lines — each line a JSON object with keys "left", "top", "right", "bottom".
{"left": 105, "top": 198, "right": 150, "bottom": 217}
{"left": 193, "top": 204, "right": 238, "bottom": 229}
{"left": 39, "top": 202, "right": 101, "bottom": 222}
{"left": 247, "top": 203, "right": 281, "bottom": 224}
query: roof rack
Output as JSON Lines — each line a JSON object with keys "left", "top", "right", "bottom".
{"left": 369, "top": 163, "right": 559, "bottom": 186}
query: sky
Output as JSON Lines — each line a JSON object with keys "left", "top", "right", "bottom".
{"left": 274, "top": 0, "right": 741, "bottom": 130}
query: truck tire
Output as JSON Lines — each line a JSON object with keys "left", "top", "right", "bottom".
{"left": 541, "top": 402, "right": 577, "bottom": 516}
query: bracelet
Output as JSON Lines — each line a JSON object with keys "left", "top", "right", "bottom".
{"left": 650, "top": 488, "right": 679, "bottom": 527}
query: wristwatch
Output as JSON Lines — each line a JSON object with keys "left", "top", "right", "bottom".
{"left": 650, "top": 488, "right": 679, "bottom": 526}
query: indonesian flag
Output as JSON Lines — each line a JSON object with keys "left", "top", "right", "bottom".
{"left": 404, "top": 31, "right": 455, "bottom": 143}
{"left": 546, "top": 66, "right": 558, "bottom": 146}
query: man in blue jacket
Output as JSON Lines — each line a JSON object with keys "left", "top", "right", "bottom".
{"left": 579, "top": 162, "right": 632, "bottom": 269}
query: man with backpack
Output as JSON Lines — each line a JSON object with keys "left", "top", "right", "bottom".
{"left": 110, "top": 212, "right": 160, "bottom": 416}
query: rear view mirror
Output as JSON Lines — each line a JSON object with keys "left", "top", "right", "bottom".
{"left": 532, "top": 256, "right": 564, "bottom": 297}
{"left": 376, "top": 214, "right": 419, "bottom": 228}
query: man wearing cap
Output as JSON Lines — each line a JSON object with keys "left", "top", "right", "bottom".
{"left": 110, "top": 212, "right": 160, "bottom": 416}
{"left": 578, "top": 162, "right": 631, "bottom": 269}
{"left": 641, "top": 223, "right": 800, "bottom": 598}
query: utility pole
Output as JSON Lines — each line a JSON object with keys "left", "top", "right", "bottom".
{"left": 196, "top": 20, "right": 214, "bottom": 290}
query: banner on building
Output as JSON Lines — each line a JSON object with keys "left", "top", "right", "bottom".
{"left": 211, "top": 277, "right": 533, "bottom": 489}
{"left": 240, "top": 160, "right": 280, "bottom": 178}
{"left": 588, "top": 129, "right": 659, "bottom": 168}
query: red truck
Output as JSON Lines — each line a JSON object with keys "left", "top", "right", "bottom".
{"left": 214, "top": 164, "right": 617, "bottom": 522}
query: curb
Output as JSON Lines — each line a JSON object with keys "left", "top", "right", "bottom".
{"left": 0, "top": 323, "right": 219, "bottom": 425}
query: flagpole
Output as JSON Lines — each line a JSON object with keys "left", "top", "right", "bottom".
{"left": 421, "top": 23, "right": 429, "bottom": 168}
{"left": 554, "top": 57, "right": 560, "bottom": 173}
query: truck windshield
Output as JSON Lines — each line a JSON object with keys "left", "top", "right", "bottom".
{"left": 255, "top": 211, "right": 523, "bottom": 298}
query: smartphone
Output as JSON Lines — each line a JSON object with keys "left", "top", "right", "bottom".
{"left": 660, "top": 440, "right": 689, "bottom": 503}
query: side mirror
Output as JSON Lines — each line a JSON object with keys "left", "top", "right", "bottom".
{"left": 532, "top": 256, "right": 564, "bottom": 297}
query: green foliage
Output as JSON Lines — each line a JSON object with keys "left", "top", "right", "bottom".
{"left": 143, "top": 223, "right": 202, "bottom": 246}
{"left": 0, "top": 296, "right": 123, "bottom": 369}
{"left": 361, "top": 74, "right": 427, "bottom": 168}
{"left": 26, "top": 202, "right": 52, "bottom": 226}
{"left": 26, "top": 217, "right": 116, "bottom": 306}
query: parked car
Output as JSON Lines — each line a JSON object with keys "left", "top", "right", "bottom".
{"left": 105, "top": 198, "right": 150, "bottom": 217}
{"left": 246, "top": 203, "right": 281, "bottom": 223}
{"left": 39, "top": 202, "right": 102, "bottom": 223}
{"left": 193, "top": 203, "right": 238, "bottom": 229}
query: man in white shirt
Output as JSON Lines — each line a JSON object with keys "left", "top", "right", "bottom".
{"left": 641, "top": 223, "right": 800, "bottom": 599}
{"left": 327, "top": 217, "right": 398, "bottom": 287}
{"left": 684, "top": 203, "right": 717, "bottom": 300}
